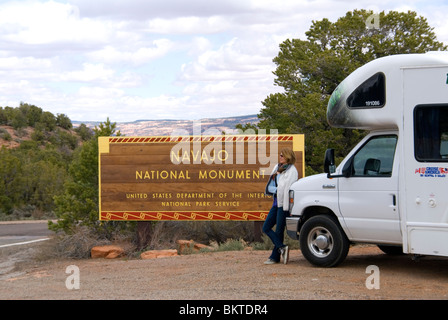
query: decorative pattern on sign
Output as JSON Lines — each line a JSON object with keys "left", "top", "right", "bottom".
{"left": 108, "top": 135, "right": 294, "bottom": 144}
{"left": 100, "top": 211, "right": 268, "bottom": 221}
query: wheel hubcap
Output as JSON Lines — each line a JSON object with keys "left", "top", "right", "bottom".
{"left": 308, "top": 226, "right": 334, "bottom": 257}
{"left": 315, "top": 235, "right": 329, "bottom": 249}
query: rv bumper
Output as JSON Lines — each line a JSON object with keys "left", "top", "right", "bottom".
{"left": 286, "top": 216, "right": 301, "bottom": 240}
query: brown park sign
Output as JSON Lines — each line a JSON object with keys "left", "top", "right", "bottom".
{"left": 98, "top": 134, "right": 304, "bottom": 221}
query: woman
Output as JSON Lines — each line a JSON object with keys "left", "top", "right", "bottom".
{"left": 262, "top": 147, "right": 298, "bottom": 264}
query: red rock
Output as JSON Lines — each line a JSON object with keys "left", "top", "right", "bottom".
{"left": 176, "top": 239, "right": 194, "bottom": 254}
{"left": 194, "top": 243, "right": 212, "bottom": 251}
{"left": 91, "top": 245, "right": 124, "bottom": 259}
{"left": 140, "top": 249, "right": 178, "bottom": 259}
{"left": 176, "top": 239, "right": 213, "bottom": 254}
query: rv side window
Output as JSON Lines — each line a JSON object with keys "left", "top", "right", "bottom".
{"left": 346, "top": 72, "right": 386, "bottom": 108}
{"left": 415, "top": 105, "right": 448, "bottom": 162}
{"left": 351, "top": 135, "right": 398, "bottom": 177}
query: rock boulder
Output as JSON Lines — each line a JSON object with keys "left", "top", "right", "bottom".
{"left": 140, "top": 249, "right": 178, "bottom": 259}
{"left": 91, "top": 245, "right": 125, "bottom": 259}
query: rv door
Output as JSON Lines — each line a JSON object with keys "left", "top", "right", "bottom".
{"left": 402, "top": 66, "right": 448, "bottom": 256}
{"left": 338, "top": 133, "right": 401, "bottom": 243}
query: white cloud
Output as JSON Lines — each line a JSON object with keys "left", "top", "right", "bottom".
{"left": 146, "top": 16, "right": 233, "bottom": 35}
{"left": 70, "top": 0, "right": 250, "bottom": 19}
{"left": 62, "top": 63, "right": 115, "bottom": 82}
{"left": 176, "top": 35, "right": 282, "bottom": 119}
{"left": 0, "top": 0, "right": 445, "bottom": 123}
{"left": 0, "top": 1, "right": 110, "bottom": 46}
{"left": 87, "top": 39, "right": 175, "bottom": 65}
{"left": 181, "top": 37, "right": 276, "bottom": 81}
{"left": 187, "top": 37, "right": 213, "bottom": 56}
{"left": 0, "top": 56, "right": 52, "bottom": 70}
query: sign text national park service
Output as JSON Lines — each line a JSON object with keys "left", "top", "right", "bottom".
{"left": 98, "top": 133, "right": 304, "bottom": 221}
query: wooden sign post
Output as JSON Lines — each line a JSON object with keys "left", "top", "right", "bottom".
{"left": 99, "top": 134, "right": 304, "bottom": 221}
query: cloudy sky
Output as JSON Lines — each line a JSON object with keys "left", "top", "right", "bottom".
{"left": 0, "top": 0, "right": 447, "bottom": 122}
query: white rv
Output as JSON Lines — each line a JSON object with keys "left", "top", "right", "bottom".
{"left": 286, "top": 52, "right": 448, "bottom": 267}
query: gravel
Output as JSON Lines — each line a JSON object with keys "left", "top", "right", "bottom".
{"left": 1, "top": 242, "right": 448, "bottom": 300}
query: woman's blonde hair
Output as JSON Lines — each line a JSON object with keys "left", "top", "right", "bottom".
{"left": 280, "top": 147, "right": 296, "bottom": 165}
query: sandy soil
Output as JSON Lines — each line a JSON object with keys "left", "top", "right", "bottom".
{"left": 1, "top": 242, "right": 448, "bottom": 301}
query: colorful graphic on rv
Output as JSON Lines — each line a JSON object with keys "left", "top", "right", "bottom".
{"left": 327, "top": 68, "right": 386, "bottom": 129}
{"left": 415, "top": 167, "right": 448, "bottom": 178}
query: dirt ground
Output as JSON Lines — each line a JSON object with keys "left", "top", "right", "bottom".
{"left": 1, "top": 241, "right": 448, "bottom": 301}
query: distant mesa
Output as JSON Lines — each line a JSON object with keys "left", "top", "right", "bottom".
{"left": 73, "top": 114, "right": 259, "bottom": 136}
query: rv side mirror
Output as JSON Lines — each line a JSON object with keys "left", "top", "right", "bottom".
{"left": 324, "top": 149, "right": 336, "bottom": 175}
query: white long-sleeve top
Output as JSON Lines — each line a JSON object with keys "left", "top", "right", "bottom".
{"left": 267, "top": 164, "right": 298, "bottom": 211}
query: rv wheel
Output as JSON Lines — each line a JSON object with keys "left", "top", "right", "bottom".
{"left": 299, "top": 215, "right": 349, "bottom": 267}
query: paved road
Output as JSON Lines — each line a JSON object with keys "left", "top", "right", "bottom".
{"left": 0, "top": 221, "right": 53, "bottom": 247}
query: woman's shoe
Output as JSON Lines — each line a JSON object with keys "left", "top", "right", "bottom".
{"left": 279, "top": 246, "right": 289, "bottom": 264}
{"left": 263, "top": 259, "right": 279, "bottom": 265}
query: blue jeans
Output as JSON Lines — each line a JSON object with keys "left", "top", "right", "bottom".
{"left": 262, "top": 203, "right": 288, "bottom": 262}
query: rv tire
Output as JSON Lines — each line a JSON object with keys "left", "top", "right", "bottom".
{"left": 299, "top": 215, "right": 349, "bottom": 267}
